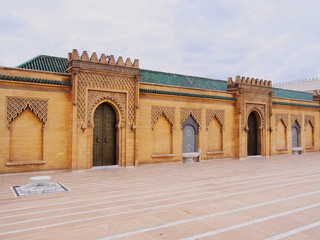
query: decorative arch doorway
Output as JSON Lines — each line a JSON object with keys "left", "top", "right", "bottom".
{"left": 182, "top": 116, "right": 198, "bottom": 153}
{"left": 93, "top": 102, "right": 117, "bottom": 166}
{"left": 247, "top": 111, "right": 261, "bottom": 156}
{"left": 292, "top": 121, "right": 300, "bottom": 148}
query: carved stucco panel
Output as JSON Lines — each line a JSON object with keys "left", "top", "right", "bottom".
{"left": 240, "top": 92, "right": 270, "bottom": 130}
{"left": 305, "top": 115, "right": 315, "bottom": 128}
{"left": 206, "top": 109, "right": 224, "bottom": 129}
{"left": 151, "top": 106, "right": 175, "bottom": 128}
{"left": 180, "top": 108, "right": 201, "bottom": 127}
{"left": 291, "top": 114, "right": 302, "bottom": 128}
{"left": 77, "top": 71, "right": 135, "bottom": 125}
{"left": 87, "top": 90, "right": 126, "bottom": 127}
{"left": 7, "top": 97, "right": 48, "bottom": 127}
{"left": 275, "top": 114, "right": 288, "bottom": 128}
{"left": 245, "top": 103, "right": 265, "bottom": 128}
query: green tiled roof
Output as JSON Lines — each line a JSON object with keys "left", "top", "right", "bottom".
{"left": 140, "top": 69, "right": 227, "bottom": 92}
{"left": 17, "top": 55, "right": 68, "bottom": 73}
{"left": 14, "top": 55, "right": 317, "bottom": 102}
{"left": 272, "top": 88, "right": 313, "bottom": 101}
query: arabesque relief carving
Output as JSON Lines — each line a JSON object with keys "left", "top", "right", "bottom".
{"left": 241, "top": 92, "right": 270, "bottom": 129}
{"left": 87, "top": 90, "right": 126, "bottom": 127}
{"left": 180, "top": 108, "right": 201, "bottom": 127}
{"left": 7, "top": 97, "right": 48, "bottom": 128}
{"left": 76, "top": 72, "right": 135, "bottom": 125}
{"left": 305, "top": 115, "right": 315, "bottom": 128}
{"left": 206, "top": 109, "right": 224, "bottom": 130}
{"left": 245, "top": 103, "right": 265, "bottom": 128}
{"left": 291, "top": 114, "right": 302, "bottom": 128}
{"left": 151, "top": 106, "right": 175, "bottom": 128}
{"left": 275, "top": 114, "right": 288, "bottom": 128}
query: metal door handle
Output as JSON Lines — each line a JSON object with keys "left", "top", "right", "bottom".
{"left": 96, "top": 137, "right": 100, "bottom": 143}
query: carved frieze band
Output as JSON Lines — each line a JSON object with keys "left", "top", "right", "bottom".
{"left": 291, "top": 114, "right": 302, "bottom": 128}
{"left": 87, "top": 90, "right": 126, "bottom": 127}
{"left": 7, "top": 97, "right": 48, "bottom": 127}
{"left": 245, "top": 103, "right": 265, "bottom": 128}
{"left": 151, "top": 106, "right": 175, "bottom": 127}
{"left": 275, "top": 114, "right": 288, "bottom": 128}
{"left": 77, "top": 71, "right": 135, "bottom": 125}
{"left": 180, "top": 108, "right": 201, "bottom": 127}
{"left": 206, "top": 109, "right": 224, "bottom": 129}
{"left": 305, "top": 115, "right": 315, "bottom": 128}
{"left": 240, "top": 92, "right": 269, "bottom": 129}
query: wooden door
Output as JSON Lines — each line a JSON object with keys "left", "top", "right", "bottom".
{"left": 93, "top": 103, "right": 116, "bottom": 166}
{"left": 247, "top": 112, "right": 258, "bottom": 156}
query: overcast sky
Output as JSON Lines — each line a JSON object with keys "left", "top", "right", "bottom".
{"left": 0, "top": 0, "right": 319, "bottom": 83}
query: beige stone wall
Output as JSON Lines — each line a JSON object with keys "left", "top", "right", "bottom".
{"left": 271, "top": 98, "right": 320, "bottom": 155}
{"left": 0, "top": 64, "right": 320, "bottom": 174}
{"left": 0, "top": 68, "right": 72, "bottom": 173}
{"left": 138, "top": 83, "right": 237, "bottom": 164}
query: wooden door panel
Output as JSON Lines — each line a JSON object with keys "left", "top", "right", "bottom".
{"left": 93, "top": 103, "right": 116, "bottom": 166}
{"left": 247, "top": 112, "right": 258, "bottom": 156}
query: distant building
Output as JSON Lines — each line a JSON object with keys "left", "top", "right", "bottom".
{"left": 0, "top": 49, "right": 319, "bottom": 174}
{"left": 274, "top": 78, "right": 320, "bottom": 94}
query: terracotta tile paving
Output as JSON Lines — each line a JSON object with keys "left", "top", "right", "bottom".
{"left": 1, "top": 152, "right": 320, "bottom": 239}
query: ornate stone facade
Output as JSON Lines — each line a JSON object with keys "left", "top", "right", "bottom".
{"left": 291, "top": 114, "right": 302, "bottom": 128}
{"left": 87, "top": 90, "right": 127, "bottom": 127}
{"left": 6, "top": 97, "right": 48, "bottom": 128}
{"left": 180, "top": 108, "right": 201, "bottom": 127}
{"left": 76, "top": 72, "right": 136, "bottom": 126}
{"left": 151, "top": 106, "right": 175, "bottom": 128}
{"left": 305, "top": 115, "right": 315, "bottom": 128}
{"left": 275, "top": 114, "right": 288, "bottom": 128}
{"left": 206, "top": 109, "right": 224, "bottom": 129}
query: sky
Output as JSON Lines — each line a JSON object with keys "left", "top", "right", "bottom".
{"left": 0, "top": 0, "right": 320, "bottom": 83}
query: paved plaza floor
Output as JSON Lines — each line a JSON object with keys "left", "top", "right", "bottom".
{"left": 1, "top": 152, "right": 320, "bottom": 239}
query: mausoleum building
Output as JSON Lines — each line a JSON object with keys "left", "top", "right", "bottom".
{"left": 0, "top": 49, "right": 319, "bottom": 173}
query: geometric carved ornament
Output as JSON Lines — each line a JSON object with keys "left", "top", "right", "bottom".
{"left": 245, "top": 103, "right": 265, "bottom": 128}
{"left": 87, "top": 90, "right": 126, "bottom": 127}
{"left": 151, "top": 106, "right": 175, "bottom": 128}
{"left": 275, "top": 114, "right": 288, "bottom": 128}
{"left": 180, "top": 108, "right": 201, "bottom": 127}
{"left": 305, "top": 115, "right": 315, "bottom": 128}
{"left": 76, "top": 71, "right": 135, "bottom": 126}
{"left": 6, "top": 97, "right": 48, "bottom": 128}
{"left": 206, "top": 109, "right": 224, "bottom": 130}
{"left": 291, "top": 114, "right": 302, "bottom": 128}
{"left": 240, "top": 91, "right": 270, "bottom": 130}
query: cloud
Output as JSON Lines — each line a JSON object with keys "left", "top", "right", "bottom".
{"left": 0, "top": 0, "right": 319, "bottom": 83}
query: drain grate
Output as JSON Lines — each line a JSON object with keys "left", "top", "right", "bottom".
{"left": 11, "top": 182, "right": 70, "bottom": 197}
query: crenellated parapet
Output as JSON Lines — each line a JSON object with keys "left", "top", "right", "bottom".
{"left": 227, "top": 75, "right": 272, "bottom": 96}
{"left": 228, "top": 76, "right": 272, "bottom": 87}
{"left": 68, "top": 49, "right": 139, "bottom": 68}
{"left": 67, "top": 49, "right": 140, "bottom": 76}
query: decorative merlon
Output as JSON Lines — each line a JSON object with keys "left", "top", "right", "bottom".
{"left": 68, "top": 49, "right": 139, "bottom": 68}
{"left": 228, "top": 76, "right": 272, "bottom": 87}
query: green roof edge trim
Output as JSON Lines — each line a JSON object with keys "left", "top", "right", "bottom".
{"left": 0, "top": 74, "right": 72, "bottom": 86}
{"left": 140, "top": 88, "right": 236, "bottom": 101}
{"left": 272, "top": 101, "right": 320, "bottom": 109}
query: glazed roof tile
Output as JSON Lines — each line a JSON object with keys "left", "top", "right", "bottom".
{"left": 14, "top": 55, "right": 315, "bottom": 101}
{"left": 139, "top": 69, "right": 227, "bottom": 92}
{"left": 17, "top": 55, "right": 68, "bottom": 73}
{"left": 272, "top": 87, "right": 313, "bottom": 101}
